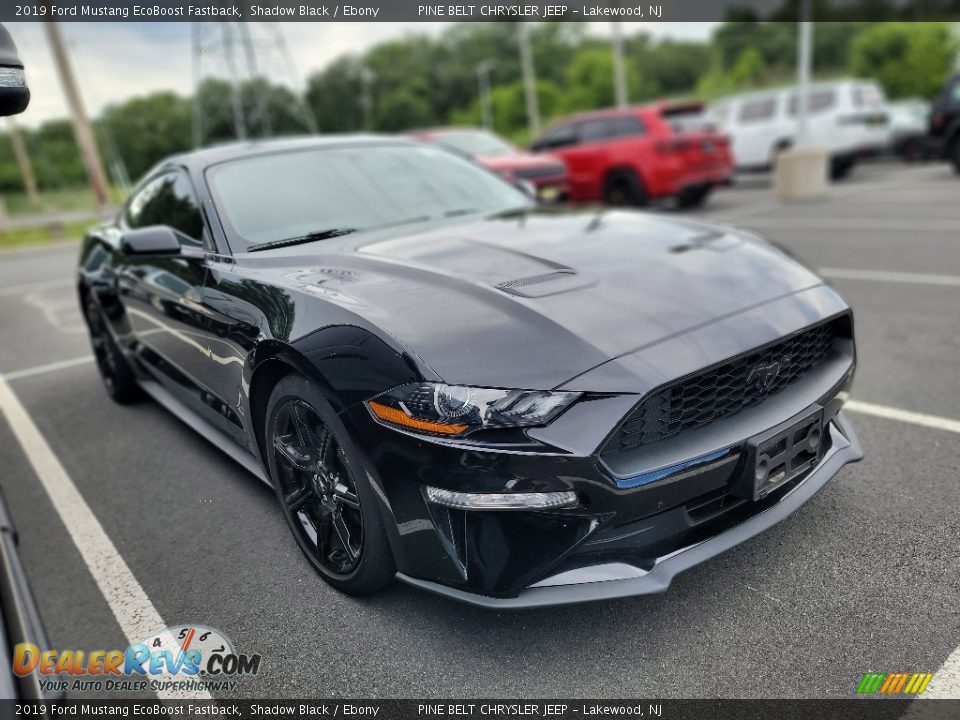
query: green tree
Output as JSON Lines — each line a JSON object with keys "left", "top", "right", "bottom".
{"left": 306, "top": 56, "right": 366, "bottom": 133}
{"left": 98, "top": 91, "right": 192, "bottom": 180}
{"left": 850, "top": 22, "right": 957, "bottom": 100}
{"left": 449, "top": 80, "right": 564, "bottom": 143}
{"left": 562, "top": 46, "right": 645, "bottom": 112}
{"left": 375, "top": 89, "right": 433, "bottom": 131}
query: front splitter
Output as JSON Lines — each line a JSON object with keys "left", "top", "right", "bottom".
{"left": 396, "top": 411, "right": 863, "bottom": 609}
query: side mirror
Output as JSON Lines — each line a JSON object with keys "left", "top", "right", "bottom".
{"left": 0, "top": 24, "right": 29, "bottom": 117}
{"left": 121, "top": 226, "right": 182, "bottom": 256}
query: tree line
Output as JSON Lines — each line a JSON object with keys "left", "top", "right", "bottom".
{"left": 0, "top": 20, "right": 955, "bottom": 195}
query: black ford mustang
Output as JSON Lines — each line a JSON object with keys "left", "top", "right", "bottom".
{"left": 78, "top": 137, "right": 862, "bottom": 607}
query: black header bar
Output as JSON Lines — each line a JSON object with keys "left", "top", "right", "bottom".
{"left": 4, "top": 0, "right": 960, "bottom": 23}
{"left": 3, "top": 699, "right": 960, "bottom": 720}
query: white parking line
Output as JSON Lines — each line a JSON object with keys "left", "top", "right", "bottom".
{"left": 0, "top": 278, "right": 73, "bottom": 297}
{"left": 819, "top": 268, "right": 960, "bottom": 287}
{"left": 3, "top": 356, "right": 93, "bottom": 381}
{"left": 924, "top": 647, "right": 960, "bottom": 699}
{"left": 845, "top": 400, "right": 960, "bottom": 435}
{"left": 0, "top": 376, "right": 211, "bottom": 701}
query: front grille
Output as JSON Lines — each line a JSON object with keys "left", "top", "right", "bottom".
{"left": 605, "top": 319, "right": 843, "bottom": 453}
{"left": 513, "top": 165, "right": 566, "bottom": 180}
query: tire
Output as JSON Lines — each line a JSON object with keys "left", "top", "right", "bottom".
{"left": 770, "top": 140, "right": 792, "bottom": 168}
{"left": 676, "top": 184, "right": 712, "bottom": 209}
{"left": 830, "top": 157, "right": 854, "bottom": 181}
{"left": 602, "top": 171, "right": 648, "bottom": 207}
{"left": 265, "top": 374, "right": 395, "bottom": 596}
{"left": 83, "top": 294, "right": 142, "bottom": 404}
{"left": 950, "top": 139, "right": 960, "bottom": 176}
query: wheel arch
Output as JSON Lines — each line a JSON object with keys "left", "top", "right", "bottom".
{"left": 603, "top": 164, "right": 646, "bottom": 190}
{"left": 247, "top": 328, "right": 419, "bottom": 573}
{"left": 246, "top": 325, "right": 426, "bottom": 467}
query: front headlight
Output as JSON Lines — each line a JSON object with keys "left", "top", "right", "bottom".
{"left": 366, "top": 383, "right": 580, "bottom": 437}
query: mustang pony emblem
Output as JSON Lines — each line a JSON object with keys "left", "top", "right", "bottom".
{"left": 747, "top": 358, "right": 790, "bottom": 393}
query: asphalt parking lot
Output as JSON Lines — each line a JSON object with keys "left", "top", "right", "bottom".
{"left": 0, "top": 160, "right": 958, "bottom": 699}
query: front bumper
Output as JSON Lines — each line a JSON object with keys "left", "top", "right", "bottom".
{"left": 396, "top": 411, "right": 861, "bottom": 608}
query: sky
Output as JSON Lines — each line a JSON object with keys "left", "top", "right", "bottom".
{"left": 6, "top": 21, "right": 718, "bottom": 128}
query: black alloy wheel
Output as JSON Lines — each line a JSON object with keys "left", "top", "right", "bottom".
{"left": 265, "top": 375, "right": 394, "bottom": 594}
{"left": 603, "top": 171, "right": 648, "bottom": 207}
{"left": 84, "top": 295, "right": 141, "bottom": 403}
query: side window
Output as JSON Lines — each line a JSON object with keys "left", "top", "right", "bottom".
{"left": 537, "top": 123, "right": 578, "bottom": 150}
{"left": 950, "top": 80, "right": 960, "bottom": 105}
{"left": 607, "top": 115, "right": 645, "bottom": 138}
{"left": 578, "top": 119, "right": 613, "bottom": 143}
{"left": 124, "top": 171, "right": 205, "bottom": 246}
{"left": 788, "top": 90, "right": 835, "bottom": 115}
{"left": 738, "top": 98, "right": 777, "bottom": 123}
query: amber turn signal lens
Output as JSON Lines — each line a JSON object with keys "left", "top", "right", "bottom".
{"left": 367, "top": 401, "right": 469, "bottom": 436}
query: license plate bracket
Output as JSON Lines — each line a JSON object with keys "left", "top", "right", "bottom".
{"left": 745, "top": 406, "right": 824, "bottom": 500}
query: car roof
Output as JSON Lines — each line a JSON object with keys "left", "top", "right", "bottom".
{"left": 552, "top": 100, "right": 705, "bottom": 125}
{"left": 711, "top": 79, "right": 879, "bottom": 106}
{"left": 166, "top": 134, "right": 418, "bottom": 171}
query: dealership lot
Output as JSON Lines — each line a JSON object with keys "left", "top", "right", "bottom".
{"left": 0, "top": 161, "right": 957, "bottom": 698}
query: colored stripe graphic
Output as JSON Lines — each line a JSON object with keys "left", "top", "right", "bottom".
{"left": 857, "top": 672, "right": 934, "bottom": 694}
{"left": 857, "top": 673, "right": 885, "bottom": 694}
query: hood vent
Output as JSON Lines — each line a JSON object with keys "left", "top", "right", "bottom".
{"left": 496, "top": 270, "right": 594, "bottom": 298}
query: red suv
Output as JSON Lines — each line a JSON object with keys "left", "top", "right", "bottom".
{"left": 530, "top": 102, "right": 732, "bottom": 208}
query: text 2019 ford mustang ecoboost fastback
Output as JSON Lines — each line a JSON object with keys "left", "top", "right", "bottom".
{"left": 78, "top": 137, "right": 862, "bottom": 607}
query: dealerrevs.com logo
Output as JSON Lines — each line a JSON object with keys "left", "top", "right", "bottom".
{"left": 13, "top": 625, "right": 261, "bottom": 694}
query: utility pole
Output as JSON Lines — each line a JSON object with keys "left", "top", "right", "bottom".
{"left": 519, "top": 23, "right": 540, "bottom": 136}
{"left": 43, "top": 20, "right": 110, "bottom": 208}
{"left": 192, "top": 22, "right": 318, "bottom": 146}
{"left": 795, "top": 0, "right": 813, "bottom": 147}
{"left": 611, "top": 22, "right": 628, "bottom": 108}
{"left": 191, "top": 23, "right": 203, "bottom": 148}
{"left": 359, "top": 66, "right": 375, "bottom": 131}
{"left": 476, "top": 60, "right": 495, "bottom": 130}
{"left": 237, "top": 22, "right": 272, "bottom": 137}
{"left": 5, "top": 117, "right": 39, "bottom": 205}
{"left": 221, "top": 23, "right": 248, "bottom": 141}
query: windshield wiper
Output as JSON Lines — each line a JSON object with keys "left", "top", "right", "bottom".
{"left": 248, "top": 228, "right": 357, "bottom": 253}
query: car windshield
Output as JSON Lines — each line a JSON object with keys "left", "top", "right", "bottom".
{"left": 433, "top": 130, "right": 516, "bottom": 157}
{"left": 207, "top": 143, "right": 531, "bottom": 249}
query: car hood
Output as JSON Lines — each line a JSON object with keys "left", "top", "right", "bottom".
{"left": 478, "top": 151, "right": 566, "bottom": 174}
{"left": 252, "top": 210, "right": 827, "bottom": 390}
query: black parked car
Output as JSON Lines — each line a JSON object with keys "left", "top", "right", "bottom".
{"left": 78, "top": 137, "right": 862, "bottom": 607}
{"left": 930, "top": 73, "right": 960, "bottom": 173}
{"left": 0, "top": 22, "right": 59, "bottom": 705}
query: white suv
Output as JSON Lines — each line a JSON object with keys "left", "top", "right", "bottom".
{"left": 710, "top": 80, "right": 889, "bottom": 179}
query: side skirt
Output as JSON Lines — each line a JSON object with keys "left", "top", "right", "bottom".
{"left": 138, "top": 379, "right": 271, "bottom": 487}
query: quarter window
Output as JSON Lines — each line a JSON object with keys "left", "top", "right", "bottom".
{"left": 607, "top": 115, "right": 645, "bottom": 138}
{"left": 737, "top": 98, "right": 777, "bottom": 123}
{"left": 125, "top": 171, "right": 205, "bottom": 246}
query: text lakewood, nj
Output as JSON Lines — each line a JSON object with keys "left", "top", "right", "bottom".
{"left": 417, "top": 4, "right": 662, "bottom": 17}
